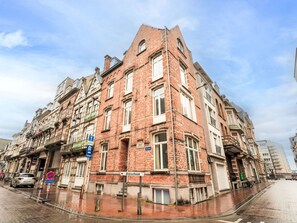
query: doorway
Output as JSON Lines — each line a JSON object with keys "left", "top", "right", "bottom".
{"left": 74, "top": 162, "right": 86, "bottom": 187}
{"left": 119, "top": 139, "right": 129, "bottom": 172}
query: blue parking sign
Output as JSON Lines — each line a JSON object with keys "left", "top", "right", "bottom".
{"left": 86, "top": 145, "right": 93, "bottom": 158}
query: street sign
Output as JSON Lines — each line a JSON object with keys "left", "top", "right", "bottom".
{"left": 45, "top": 179, "right": 54, "bottom": 184}
{"left": 145, "top": 146, "right": 151, "bottom": 151}
{"left": 85, "top": 144, "right": 93, "bottom": 158}
{"left": 120, "top": 172, "right": 144, "bottom": 176}
{"left": 46, "top": 171, "right": 55, "bottom": 180}
{"left": 87, "top": 134, "right": 95, "bottom": 145}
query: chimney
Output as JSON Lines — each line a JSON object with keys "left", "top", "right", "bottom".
{"left": 95, "top": 67, "right": 100, "bottom": 75}
{"left": 104, "top": 55, "right": 111, "bottom": 72}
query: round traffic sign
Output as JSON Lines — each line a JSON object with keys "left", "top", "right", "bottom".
{"left": 46, "top": 171, "right": 55, "bottom": 180}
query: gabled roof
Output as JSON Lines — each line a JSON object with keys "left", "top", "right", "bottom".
{"left": 101, "top": 57, "right": 122, "bottom": 77}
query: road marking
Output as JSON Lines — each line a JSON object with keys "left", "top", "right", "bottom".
{"left": 217, "top": 218, "right": 242, "bottom": 223}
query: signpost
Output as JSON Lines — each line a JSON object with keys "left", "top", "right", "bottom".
{"left": 120, "top": 172, "right": 144, "bottom": 176}
{"left": 45, "top": 171, "right": 55, "bottom": 201}
{"left": 119, "top": 172, "right": 144, "bottom": 215}
{"left": 81, "top": 134, "right": 94, "bottom": 199}
{"left": 85, "top": 135, "right": 94, "bottom": 158}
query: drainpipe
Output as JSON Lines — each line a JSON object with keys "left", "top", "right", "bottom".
{"left": 164, "top": 27, "right": 178, "bottom": 205}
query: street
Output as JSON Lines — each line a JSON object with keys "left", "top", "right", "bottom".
{"left": 0, "top": 186, "right": 111, "bottom": 223}
{"left": 0, "top": 180, "right": 296, "bottom": 223}
{"left": 217, "top": 180, "right": 297, "bottom": 223}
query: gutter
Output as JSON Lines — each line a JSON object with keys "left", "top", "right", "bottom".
{"left": 164, "top": 27, "right": 178, "bottom": 205}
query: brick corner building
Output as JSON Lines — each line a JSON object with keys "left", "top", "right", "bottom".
{"left": 88, "top": 25, "right": 213, "bottom": 204}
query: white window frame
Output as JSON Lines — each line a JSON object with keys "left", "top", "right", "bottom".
{"left": 185, "top": 136, "right": 200, "bottom": 172}
{"left": 107, "top": 82, "right": 114, "bottom": 98}
{"left": 76, "top": 162, "right": 85, "bottom": 177}
{"left": 180, "top": 64, "right": 187, "bottom": 87}
{"left": 123, "top": 100, "right": 132, "bottom": 132}
{"left": 152, "top": 54, "right": 163, "bottom": 81}
{"left": 100, "top": 144, "right": 108, "bottom": 171}
{"left": 177, "top": 38, "right": 184, "bottom": 53}
{"left": 154, "top": 132, "right": 168, "bottom": 170}
{"left": 104, "top": 109, "right": 111, "bottom": 130}
{"left": 83, "top": 124, "right": 94, "bottom": 141}
{"left": 69, "top": 130, "right": 78, "bottom": 143}
{"left": 138, "top": 40, "right": 146, "bottom": 53}
{"left": 153, "top": 86, "right": 165, "bottom": 124}
{"left": 125, "top": 71, "right": 133, "bottom": 94}
{"left": 154, "top": 188, "right": 170, "bottom": 205}
{"left": 180, "top": 91, "right": 197, "bottom": 122}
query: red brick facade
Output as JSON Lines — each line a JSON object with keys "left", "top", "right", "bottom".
{"left": 89, "top": 25, "right": 212, "bottom": 204}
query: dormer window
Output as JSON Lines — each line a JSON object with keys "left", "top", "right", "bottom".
{"left": 138, "top": 40, "right": 146, "bottom": 53}
{"left": 177, "top": 38, "right": 184, "bottom": 53}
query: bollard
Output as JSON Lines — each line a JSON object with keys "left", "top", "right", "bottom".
{"left": 95, "top": 196, "right": 100, "bottom": 212}
{"left": 80, "top": 184, "right": 85, "bottom": 199}
{"left": 137, "top": 192, "right": 142, "bottom": 215}
{"left": 95, "top": 188, "right": 101, "bottom": 212}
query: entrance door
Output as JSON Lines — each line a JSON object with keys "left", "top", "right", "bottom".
{"left": 119, "top": 139, "right": 129, "bottom": 172}
{"left": 37, "top": 158, "right": 46, "bottom": 179}
{"left": 217, "top": 163, "right": 230, "bottom": 190}
{"left": 74, "top": 162, "right": 85, "bottom": 187}
{"left": 61, "top": 162, "right": 72, "bottom": 185}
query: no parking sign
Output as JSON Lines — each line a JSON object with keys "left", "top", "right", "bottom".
{"left": 45, "top": 171, "right": 55, "bottom": 184}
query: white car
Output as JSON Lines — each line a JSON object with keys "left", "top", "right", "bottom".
{"left": 10, "top": 173, "right": 36, "bottom": 188}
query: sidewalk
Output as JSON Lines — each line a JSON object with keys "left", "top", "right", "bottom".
{"left": 0, "top": 181, "right": 271, "bottom": 221}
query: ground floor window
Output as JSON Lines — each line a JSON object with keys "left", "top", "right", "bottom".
{"left": 190, "top": 187, "right": 208, "bottom": 203}
{"left": 96, "top": 183, "right": 104, "bottom": 195}
{"left": 153, "top": 188, "right": 170, "bottom": 205}
{"left": 196, "top": 187, "right": 208, "bottom": 202}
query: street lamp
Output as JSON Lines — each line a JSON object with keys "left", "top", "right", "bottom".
{"left": 196, "top": 83, "right": 207, "bottom": 90}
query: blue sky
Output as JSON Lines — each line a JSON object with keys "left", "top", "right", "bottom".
{"left": 0, "top": 0, "right": 297, "bottom": 169}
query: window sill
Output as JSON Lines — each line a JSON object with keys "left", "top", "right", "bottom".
{"left": 136, "top": 48, "right": 146, "bottom": 56}
{"left": 177, "top": 47, "right": 187, "bottom": 59}
{"left": 121, "top": 130, "right": 131, "bottom": 134}
{"left": 150, "top": 170, "right": 170, "bottom": 175}
{"left": 105, "top": 96, "right": 113, "bottom": 102}
{"left": 124, "top": 91, "right": 132, "bottom": 96}
{"left": 151, "top": 76, "right": 163, "bottom": 83}
{"left": 188, "top": 171, "right": 203, "bottom": 175}
{"left": 183, "top": 115, "right": 197, "bottom": 124}
{"left": 96, "top": 171, "right": 106, "bottom": 175}
{"left": 101, "top": 129, "right": 110, "bottom": 133}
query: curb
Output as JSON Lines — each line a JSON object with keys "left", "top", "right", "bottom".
{"left": 0, "top": 182, "right": 272, "bottom": 222}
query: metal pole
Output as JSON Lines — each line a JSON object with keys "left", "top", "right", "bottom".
{"left": 164, "top": 26, "right": 178, "bottom": 205}
{"left": 121, "top": 176, "right": 126, "bottom": 212}
{"left": 137, "top": 176, "right": 142, "bottom": 215}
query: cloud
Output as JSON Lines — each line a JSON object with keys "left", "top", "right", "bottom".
{"left": 0, "top": 30, "right": 28, "bottom": 48}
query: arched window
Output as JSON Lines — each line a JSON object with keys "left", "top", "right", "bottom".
{"left": 138, "top": 40, "right": 146, "bottom": 53}
{"left": 177, "top": 38, "right": 184, "bottom": 53}
{"left": 154, "top": 132, "right": 168, "bottom": 170}
{"left": 185, "top": 136, "right": 200, "bottom": 171}
{"left": 83, "top": 124, "right": 94, "bottom": 140}
{"left": 69, "top": 130, "right": 78, "bottom": 143}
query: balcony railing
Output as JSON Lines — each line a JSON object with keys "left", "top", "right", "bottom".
{"left": 84, "top": 111, "right": 97, "bottom": 122}
{"left": 60, "top": 143, "right": 73, "bottom": 154}
{"left": 71, "top": 139, "right": 88, "bottom": 152}
{"left": 222, "top": 135, "right": 241, "bottom": 154}
{"left": 44, "top": 135, "right": 66, "bottom": 148}
{"left": 189, "top": 174, "right": 205, "bottom": 184}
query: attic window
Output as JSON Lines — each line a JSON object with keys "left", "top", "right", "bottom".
{"left": 138, "top": 40, "right": 146, "bottom": 53}
{"left": 177, "top": 38, "right": 184, "bottom": 53}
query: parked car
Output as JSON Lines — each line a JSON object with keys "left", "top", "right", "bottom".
{"left": 10, "top": 173, "right": 36, "bottom": 188}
